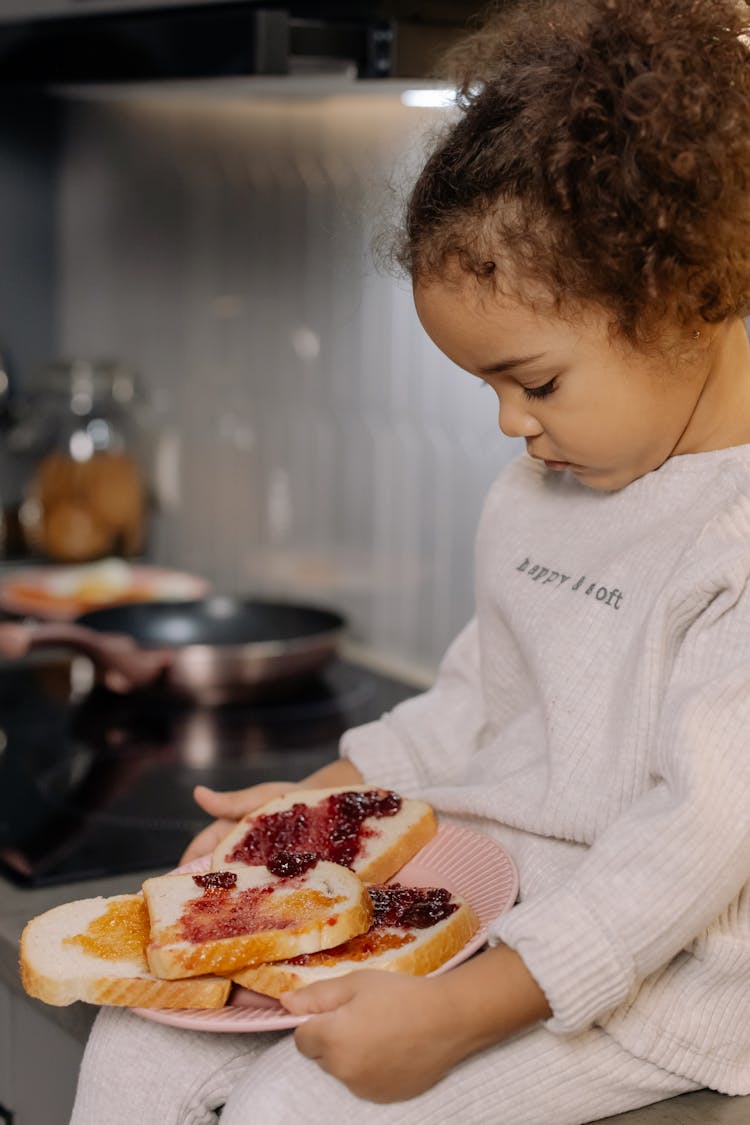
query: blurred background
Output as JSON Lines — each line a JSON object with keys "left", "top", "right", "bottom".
{"left": 0, "top": 0, "right": 521, "bottom": 676}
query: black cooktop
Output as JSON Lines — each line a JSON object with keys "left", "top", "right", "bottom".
{"left": 0, "top": 655, "right": 419, "bottom": 887}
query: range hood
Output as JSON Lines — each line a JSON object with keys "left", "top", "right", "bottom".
{"left": 0, "top": 1, "right": 475, "bottom": 85}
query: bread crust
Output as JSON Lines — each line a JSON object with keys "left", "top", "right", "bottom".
{"left": 20, "top": 950, "right": 231, "bottom": 1009}
{"left": 212, "top": 786, "right": 438, "bottom": 881}
{"left": 144, "top": 862, "right": 374, "bottom": 980}
{"left": 146, "top": 894, "right": 374, "bottom": 979}
{"left": 19, "top": 897, "right": 232, "bottom": 1009}
{"left": 232, "top": 898, "right": 480, "bottom": 998}
{"left": 353, "top": 806, "right": 438, "bottom": 883}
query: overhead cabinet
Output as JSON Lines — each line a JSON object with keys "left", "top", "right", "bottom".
{"left": 0, "top": 1, "right": 475, "bottom": 82}
{"left": 0, "top": 1, "right": 255, "bottom": 19}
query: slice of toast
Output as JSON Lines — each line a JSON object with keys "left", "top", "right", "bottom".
{"left": 232, "top": 883, "right": 480, "bottom": 997}
{"left": 20, "top": 893, "right": 231, "bottom": 1009}
{"left": 143, "top": 859, "right": 373, "bottom": 980}
{"left": 211, "top": 786, "right": 438, "bottom": 884}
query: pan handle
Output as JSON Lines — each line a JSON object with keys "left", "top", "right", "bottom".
{"left": 0, "top": 620, "right": 172, "bottom": 692}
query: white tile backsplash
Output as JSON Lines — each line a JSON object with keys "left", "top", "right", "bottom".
{"left": 58, "top": 90, "right": 520, "bottom": 671}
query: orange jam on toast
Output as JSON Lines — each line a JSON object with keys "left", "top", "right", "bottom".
{"left": 65, "top": 897, "right": 149, "bottom": 961}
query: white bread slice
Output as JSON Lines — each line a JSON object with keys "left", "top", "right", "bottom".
{"left": 211, "top": 786, "right": 438, "bottom": 884}
{"left": 20, "top": 893, "right": 231, "bottom": 1009}
{"left": 232, "top": 883, "right": 480, "bottom": 997}
{"left": 143, "top": 860, "right": 373, "bottom": 980}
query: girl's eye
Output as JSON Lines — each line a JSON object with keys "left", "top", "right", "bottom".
{"left": 523, "top": 378, "right": 557, "bottom": 401}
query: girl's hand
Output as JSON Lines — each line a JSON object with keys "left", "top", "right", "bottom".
{"left": 283, "top": 972, "right": 463, "bottom": 1103}
{"left": 282, "top": 945, "right": 551, "bottom": 1103}
{"left": 180, "top": 782, "right": 298, "bottom": 863}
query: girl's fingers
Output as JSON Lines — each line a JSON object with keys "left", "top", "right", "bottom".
{"left": 192, "top": 781, "right": 297, "bottom": 820}
{"left": 281, "top": 976, "right": 355, "bottom": 1016}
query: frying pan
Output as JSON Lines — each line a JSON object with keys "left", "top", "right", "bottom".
{"left": 0, "top": 597, "right": 346, "bottom": 704}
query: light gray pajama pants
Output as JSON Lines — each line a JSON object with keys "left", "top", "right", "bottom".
{"left": 68, "top": 1006, "right": 700, "bottom": 1125}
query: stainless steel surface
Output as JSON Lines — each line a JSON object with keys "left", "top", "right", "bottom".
{"left": 167, "top": 629, "right": 344, "bottom": 703}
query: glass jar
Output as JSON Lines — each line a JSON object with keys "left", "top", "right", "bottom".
{"left": 15, "top": 360, "right": 150, "bottom": 563}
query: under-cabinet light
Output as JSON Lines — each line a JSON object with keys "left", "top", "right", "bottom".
{"left": 400, "top": 87, "right": 457, "bottom": 108}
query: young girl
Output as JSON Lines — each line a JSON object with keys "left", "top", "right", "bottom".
{"left": 69, "top": 0, "right": 750, "bottom": 1122}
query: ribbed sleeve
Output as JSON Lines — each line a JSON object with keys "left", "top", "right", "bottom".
{"left": 494, "top": 886, "right": 634, "bottom": 1029}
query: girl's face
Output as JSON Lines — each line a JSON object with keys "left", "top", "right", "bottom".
{"left": 414, "top": 278, "right": 718, "bottom": 492}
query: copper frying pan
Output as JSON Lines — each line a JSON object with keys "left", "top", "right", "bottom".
{"left": 0, "top": 597, "right": 346, "bottom": 705}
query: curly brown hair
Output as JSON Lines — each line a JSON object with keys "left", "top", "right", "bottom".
{"left": 399, "top": 0, "right": 750, "bottom": 343}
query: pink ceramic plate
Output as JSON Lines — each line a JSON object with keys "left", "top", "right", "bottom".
{"left": 131, "top": 823, "right": 519, "bottom": 1033}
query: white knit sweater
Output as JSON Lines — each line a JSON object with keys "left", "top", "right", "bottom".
{"left": 342, "top": 447, "right": 750, "bottom": 1095}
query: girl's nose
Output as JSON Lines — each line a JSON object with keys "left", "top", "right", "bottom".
{"left": 497, "top": 396, "right": 544, "bottom": 439}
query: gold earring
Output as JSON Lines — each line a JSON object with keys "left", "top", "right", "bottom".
{"left": 692, "top": 329, "right": 701, "bottom": 340}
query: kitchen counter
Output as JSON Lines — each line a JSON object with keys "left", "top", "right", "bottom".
{"left": 2, "top": 871, "right": 748, "bottom": 1125}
